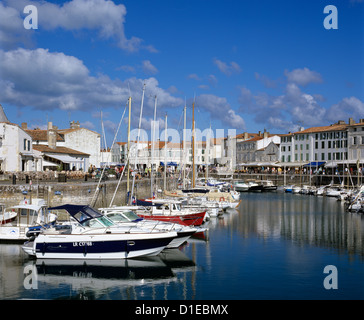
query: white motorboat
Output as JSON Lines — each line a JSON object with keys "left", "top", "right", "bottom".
{"left": 0, "top": 203, "right": 16, "bottom": 225}
{"left": 0, "top": 199, "right": 57, "bottom": 241}
{"left": 260, "top": 180, "right": 278, "bottom": 192}
{"left": 22, "top": 204, "right": 177, "bottom": 259}
{"left": 233, "top": 181, "right": 249, "bottom": 192}
{"left": 325, "top": 186, "right": 346, "bottom": 197}
{"left": 102, "top": 209, "right": 198, "bottom": 248}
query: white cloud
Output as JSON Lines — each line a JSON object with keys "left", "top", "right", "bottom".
{"left": 326, "top": 97, "right": 364, "bottom": 122}
{"left": 3, "top": 0, "right": 156, "bottom": 52}
{"left": 187, "top": 74, "right": 201, "bottom": 81}
{"left": 142, "top": 60, "right": 158, "bottom": 75}
{"left": 213, "top": 58, "right": 241, "bottom": 76}
{"left": 0, "top": 48, "right": 182, "bottom": 116}
{"left": 284, "top": 67, "right": 323, "bottom": 86}
{"left": 197, "top": 94, "right": 246, "bottom": 129}
{"left": 0, "top": 1, "right": 34, "bottom": 49}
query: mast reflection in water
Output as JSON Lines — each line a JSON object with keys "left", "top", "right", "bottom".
{"left": 0, "top": 192, "right": 363, "bottom": 300}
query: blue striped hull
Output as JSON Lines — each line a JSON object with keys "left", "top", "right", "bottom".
{"left": 32, "top": 233, "right": 176, "bottom": 259}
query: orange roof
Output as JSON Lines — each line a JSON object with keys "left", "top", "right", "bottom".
{"left": 33, "top": 145, "right": 89, "bottom": 156}
{"left": 25, "top": 129, "right": 64, "bottom": 142}
{"left": 294, "top": 123, "right": 348, "bottom": 134}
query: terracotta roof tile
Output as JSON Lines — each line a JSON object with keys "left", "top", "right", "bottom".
{"left": 33, "top": 145, "right": 89, "bottom": 156}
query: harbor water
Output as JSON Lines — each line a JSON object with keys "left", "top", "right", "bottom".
{"left": 0, "top": 191, "right": 363, "bottom": 300}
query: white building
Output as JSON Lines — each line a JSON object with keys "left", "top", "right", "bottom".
{"left": 236, "top": 130, "right": 281, "bottom": 165}
{"left": 280, "top": 121, "right": 349, "bottom": 167}
{"left": 25, "top": 121, "right": 91, "bottom": 171}
{"left": 0, "top": 104, "right": 36, "bottom": 172}
{"left": 58, "top": 121, "right": 101, "bottom": 168}
{"left": 347, "top": 118, "right": 364, "bottom": 167}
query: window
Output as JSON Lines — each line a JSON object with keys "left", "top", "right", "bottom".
{"left": 24, "top": 139, "right": 27, "bottom": 150}
{"left": 27, "top": 140, "right": 30, "bottom": 151}
{"left": 321, "top": 153, "right": 325, "bottom": 160}
{"left": 321, "top": 141, "right": 325, "bottom": 149}
{"left": 315, "top": 153, "right": 318, "bottom": 160}
{"left": 353, "top": 137, "right": 357, "bottom": 145}
{"left": 315, "top": 141, "right": 318, "bottom": 149}
{"left": 328, "top": 153, "right": 331, "bottom": 160}
{"left": 281, "top": 155, "right": 285, "bottom": 162}
{"left": 306, "top": 144, "right": 309, "bottom": 150}
{"left": 328, "top": 141, "right": 331, "bottom": 148}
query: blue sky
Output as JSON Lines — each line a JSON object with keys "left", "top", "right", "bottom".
{"left": 0, "top": 0, "right": 363, "bottom": 146}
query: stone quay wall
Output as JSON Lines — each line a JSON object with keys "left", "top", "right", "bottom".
{"left": 0, "top": 172, "right": 360, "bottom": 208}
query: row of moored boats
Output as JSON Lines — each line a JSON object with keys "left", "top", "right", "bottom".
{"left": 0, "top": 180, "right": 241, "bottom": 260}
{"left": 233, "top": 177, "right": 364, "bottom": 213}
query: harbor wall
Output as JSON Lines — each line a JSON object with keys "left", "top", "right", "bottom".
{"left": 0, "top": 173, "right": 361, "bottom": 208}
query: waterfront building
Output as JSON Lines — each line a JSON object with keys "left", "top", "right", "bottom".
{"left": 110, "top": 139, "right": 215, "bottom": 172}
{"left": 236, "top": 130, "right": 281, "bottom": 165}
{"left": 280, "top": 122, "right": 349, "bottom": 171}
{"left": 57, "top": 121, "right": 101, "bottom": 168}
{"left": 280, "top": 118, "right": 364, "bottom": 175}
{"left": 347, "top": 118, "right": 364, "bottom": 168}
{"left": 25, "top": 121, "right": 94, "bottom": 171}
{"left": 0, "top": 105, "right": 35, "bottom": 172}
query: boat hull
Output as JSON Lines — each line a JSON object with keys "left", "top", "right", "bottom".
{"left": 138, "top": 212, "right": 206, "bottom": 226}
{"left": 24, "top": 232, "right": 176, "bottom": 259}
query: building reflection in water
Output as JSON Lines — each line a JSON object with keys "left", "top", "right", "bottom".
{"left": 225, "top": 193, "right": 364, "bottom": 259}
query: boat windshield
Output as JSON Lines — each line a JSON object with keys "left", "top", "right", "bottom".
{"left": 106, "top": 212, "right": 129, "bottom": 223}
{"left": 81, "top": 216, "right": 115, "bottom": 228}
{"left": 122, "top": 210, "right": 142, "bottom": 221}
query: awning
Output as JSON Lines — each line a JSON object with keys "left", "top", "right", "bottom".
{"left": 325, "top": 160, "right": 363, "bottom": 167}
{"left": 277, "top": 162, "right": 309, "bottom": 167}
{"left": 48, "top": 154, "right": 84, "bottom": 164}
{"left": 160, "top": 162, "right": 178, "bottom": 166}
{"left": 42, "top": 160, "right": 58, "bottom": 167}
{"left": 239, "top": 162, "right": 281, "bottom": 167}
{"left": 304, "top": 161, "right": 325, "bottom": 167}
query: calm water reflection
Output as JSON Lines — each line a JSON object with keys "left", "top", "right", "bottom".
{"left": 0, "top": 192, "right": 363, "bottom": 300}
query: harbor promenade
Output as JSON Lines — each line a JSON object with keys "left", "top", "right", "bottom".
{"left": 0, "top": 171, "right": 361, "bottom": 208}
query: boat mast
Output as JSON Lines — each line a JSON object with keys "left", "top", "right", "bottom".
{"left": 151, "top": 95, "right": 157, "bottom": 198}
{"left": 183, "top": 104, "right": 186, "bottom": 189}
{"left": 127, "top": 96, "right": 131, "bottom": 199}
{"left": 135, "top": 83, "right": 146, "bottom": 170}
{"left": 192, "top": 100, "right": 195, "bottom": 188}
{"left": 206, "top": 123, "right": 211, "bottom": 181}
{"left": 164, "top": 113, "right": 167, "bottom": 191}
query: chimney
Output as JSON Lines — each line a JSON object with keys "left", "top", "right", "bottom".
{"left": 263, "top": 129, "right": 268, "bottom": 139}
{"left": 244, "top": 132, "right": 249, "bottom": 140}
{"left": 348, "top": 118, "right": 355, "bottom": 125}
{"left": 47, "top": 122, "right": 57, "bottom": 149}
{"left": 21, "top": 122, "right": 27, "bottom": 129}
{"left": 70, "top": 120, "right": 80, "bottom": 129}
{"left": 258, "top": 131, "right": 261, "bottom": 137}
